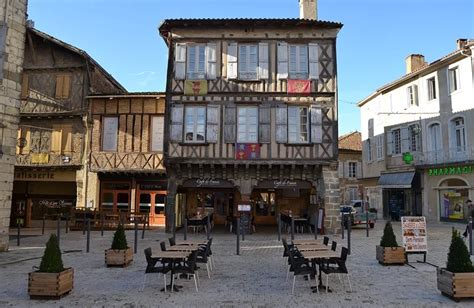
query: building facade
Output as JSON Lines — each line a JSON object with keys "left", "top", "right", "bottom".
{"left": 338, "top": 131, "right": 364, "bottom": 206}
{"left": 88, "top": 94, "right": 167, "bottom": 226}
{"left": 0, "top": 0, "right": 28, "bottom": 251}
{"left": 159, "top": 1, "right": 343, "bottom": 233}
{"left": 11, "top": 27, "right": 125, "bottom": 228}
{"left": 359, "top": 39, "right": 474, "bottom": 223}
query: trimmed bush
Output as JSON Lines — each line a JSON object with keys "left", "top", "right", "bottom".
{"left": 380, "top": 221, "right": 399, "bottom": 247}
{"left": 446, "top": 228, "right": 473, "bottom": 273}
{"left": 111, "top": 224, "right": 128, "bottom": 250}
{"left": 39, "top": 234, "right": 65, "bottom": 273}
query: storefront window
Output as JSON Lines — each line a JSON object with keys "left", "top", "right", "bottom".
{"left": 116, "top": 193, "right": 130, "bottom": 212}
{"left": 255, "top": 192, "right": 276, "bottom": 216}
{"left": 155, "top": 194, "right": 165, "bottom": 214}
{"left": 439, "top": 178, "right": 469, "bottom": 221}
{"left": 139, "top": 194, "right": 151, "bottom": 213}
{"left": 31, "top": 199, "right": 74, "bottom": 220}
{"left": 101, "top": 193, "right": 114, "bottom": 211}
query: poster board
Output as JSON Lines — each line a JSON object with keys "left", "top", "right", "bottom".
{"left": 401, "top": 216, "right": 428, "bottom": 252}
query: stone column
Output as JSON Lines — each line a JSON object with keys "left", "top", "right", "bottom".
{"left": 322, "top": 164, "right": 341, "bottom": 234}
{"left": 0, "top": 0, "right": 27, "bottom": 252}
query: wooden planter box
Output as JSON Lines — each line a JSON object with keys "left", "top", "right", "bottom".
{"left": 28, "top": 268, "right": 73, "bottom": 299}
{"left": 437, "top": 268, "right": 474, "bottom": 301}
{"left": 105, "top": 247, "right": 133, "bottom": 267}
{"left": 376, "top": 245, "right": 406, "bottom": 265}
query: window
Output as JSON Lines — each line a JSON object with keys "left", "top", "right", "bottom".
{"left": 184, "top": 106, "right": 206, "bottom": 143}
{"left": 55, "top": 74, "right": 71, "bottom": 99}
{"left": 255, "top": 192, "right": 276, "bottom": 216}
{"left": 392, "top": 129, "right": 401, "bottom": 154}
{"left": 348, "top": 187, "right": 358, "bottom": 202}
{"left": 448, "top": 66, "right": 460, "bottom": 93}
{"left": 289, "top": 45, "right": 308, "bottom": 79}
{"left": 376, "top": 135, "right": 384, "bottom": 159}
{"left": 409, "top": 124, "right": 420, "bottom": 152}
{"left": 452, "top": 117, "right": 466, "bottom": 152}
{"left": 51, "top": 124, "right": 73, "bottom": 154}
{"left": 428, "top": 123, "right": 441, "bottom": 152}
{"left": 348, "top": 162, "right": 357, "bottom": 178}
{"left": 151, "top": 116, "right": 164, "bottom": 151}
{"left": 187, "top": 45, "right": 206, "bottom": 80}
{"left": 288, "top": 106, "right": 309, "bottom": 143}
{"left": 102, "top": 117, "right": 118, "bottom": 151}
{"left": 406, "top": 85, "right": 418, "bottom": 106}
{"left": 427, "top": 77, "right": 436, "bottom": 100}
{"left": 237, "top": 106, "right": 258, "bottom": 143}
{"left": 238, "top": 45, "right": 258, "bottom": 80}
{"left": 366, "top": 139, "right": 372, "bottom": 162}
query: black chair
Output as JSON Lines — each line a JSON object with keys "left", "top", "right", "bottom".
{"left": 173, "top": 251, "right": 199, "bottom": 292}
{"left": 287, "top": 249, "right": 317, "bottom": 294}
{"left": 160, "top": 241, "right": 166, "bottom": 251}
{"left": 169, "top": 237, "right": 176, "bottom": 246}
{"left": 142, "top": 248, "right": 170, "bottom": 291}
{"left": 331, "top": 241, "right": 337, "bottom": 251}
{"left": 196, "top": 238, "right": 212, "bottom": 279}
{"left": 282, "top": 238, "right": 306, "bottom": 280}
{"left": 323, "top": 236, "right": 329, "bottom": 246}
{"left": 320, "top": 247, "right": 352, "bottom": 293}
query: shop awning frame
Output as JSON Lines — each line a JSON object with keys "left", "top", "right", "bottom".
{"left": 378, "top": 172, "right": 415, "bottom": 189}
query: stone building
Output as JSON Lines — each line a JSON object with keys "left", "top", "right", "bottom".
{"left": 0, "top": 0, "right": 28, "bottom": 252}
{"left": 338, "top": 131, "right": 364, "bottom": 206}
{"left": 159, "top": 0, "right": 343, "bottom": 233}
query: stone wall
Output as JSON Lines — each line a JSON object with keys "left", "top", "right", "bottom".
{"left": 0, "top": 0, "right": 27, "bottom": 252}
{"left": 322, "top": 165, "right": 341, "bottom": 234}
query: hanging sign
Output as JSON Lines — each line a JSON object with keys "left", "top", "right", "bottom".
{"left": 184, "top": 80, "right": 208, "bottom": 95}
{"left": 287, "top": 80, "right": 311, "bottom": 94}
{"left": 401, "top": 216, "right": 428, "bottom": 252}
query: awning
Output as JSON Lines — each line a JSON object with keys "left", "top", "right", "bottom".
{"left": 378, "top": 172, "right": 415, "bottom": 189}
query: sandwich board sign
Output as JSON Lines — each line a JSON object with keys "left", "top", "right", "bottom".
{"left": 401, "top": 216, "right": 428, "bottom": 252}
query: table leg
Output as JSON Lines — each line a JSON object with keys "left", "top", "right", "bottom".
{"left": 161, "top": 260, "right": 183, "bottom": 292}
{"left": 312, "top": 260, "right": 332, "bottom": 293}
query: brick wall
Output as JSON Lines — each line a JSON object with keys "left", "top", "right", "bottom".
{"left": 0, "top": 0, "right": 27, "bottom": 251}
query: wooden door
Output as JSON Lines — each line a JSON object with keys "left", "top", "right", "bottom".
{"left": 137, "top": 190, "right": 166, "bottom": 226}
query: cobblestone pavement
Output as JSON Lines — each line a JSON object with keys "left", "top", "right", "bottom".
{"left": 0, "top": 221, "right": 473, "bottom": 307}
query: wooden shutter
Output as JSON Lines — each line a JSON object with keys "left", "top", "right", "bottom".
{"left": 21, "top": 74, "right": 29, "bottom": 99}
{"left": 224, "top": 104, "right": 236, "bottom": 143}
{"left": 338, "top": 161, "right": 344, "bottom": 178}
{"left": 16, "top": 128, "right": 21, "bottom": 155}
{"left": 51, "top": 125, "right": 62, "bottom": 153}
{"left": 276, "top": 104, "right": 288, "bottom": 143}
{"left": 387, "top": 130, "right": 393, "bottom": 155}
{"left": 227, "top": 42, "right": 238, "bottom": 79}
{"left": 62, "top": 75, "right": 71, "bottom": 98}
{"left": 344, "top": 162, "right": 349, "bottom": 178}
{"left": 206, "top": 43, "right": 217, "bottom": 80}
{"left": 61, "top": 124, "right": 72, "bottom": 154}
{"left": 55, "top": 74, "right": 71, "bottom": 99}
{"left": 259, "top": 103, "right": 271, "bottom": 143}
{"left": 258, "top": 42, "right": 269, "bottom": 80}
{"left": 368, "top": 118, "right": 374, "bottom": 138}
{"left": 308, "top": 43, "right": 319, "bottom": 80}
{"left": 356, "top": 162, "right": 362, "bottom": 178}
{"left": 170, "top": 104, "right": 184, "bottom": 142}
{"left": 413, "top": 85, "right": 419, "bottom": 106}
{"left": 401, "top": 126, "right": 409, "bottom": 153}
{"left": 151, "top": 116, "right": 164, "bottom": 151}
{"left": 206, "top": 105, "right": 219, "bottom": 143}
{"left": 55, "top": 75, "right": 64, "bottom": 98}
{"left": 277, "top": 42, "right": 288, "bottom": 79}
{"left": 102, "top": 117, "right": 118, "bottom": 151}
{"left": 310, "top": 105, "right": 322, "bottom": 143}
{"left": 175, "top": 43, "right": 186, "bottom": 80}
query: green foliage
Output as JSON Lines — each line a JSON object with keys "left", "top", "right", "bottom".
{"left": 39, "top": 234, "right": 64, "bottom": 273}
{"left": 111, "top": 224, "right": 128, "bottom": 250}
{"left": 380, "top": 221, "right": 399, "bottom": 247}
{"left": 446, "top": 228, "right": 474, "bottom": 273}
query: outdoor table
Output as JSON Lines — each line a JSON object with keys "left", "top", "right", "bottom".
{"left": 151, "top": 251, "right": 191, "bottom": 292}
{"left": 300, "top": 250, "right": 340, "bottom": 293}
{"left": 292, "top": 239, "right": 324, "bottom": 245}
{"left": 176, "top": 240, "right": 208, "bottom": 246}
{"left": 295, "top": 244, "right": 329, "bottom": 251}
{"left": 166, "top": 244, "right": 201, "bottom": 252}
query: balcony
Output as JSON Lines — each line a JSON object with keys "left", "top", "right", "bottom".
{"left": 16, "top": 151, "right": 82, "bottom": 167}
{"left": 90, "top": 152, "right": 165, "bottom": 172}
{"left": 387, "top": 147, "right": 474, "bottom": 168}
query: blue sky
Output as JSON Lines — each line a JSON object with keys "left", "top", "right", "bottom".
{"left": 29, "top": 0, "right": 473, "bottom": 135}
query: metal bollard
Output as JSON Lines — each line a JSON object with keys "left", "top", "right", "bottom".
{"left": 56, "top": 216, "right": 61, "bottom": 246}
{"left": 42, "top": 215, "right": 45, "bottom": 235}
{"left": 366, "top": 211, "right": 369, "bottom": 237}
{"left": 291, "top": 216, "right": 295, "bottom": 241}
{"left": 172, "top": 218, "right": 176, "bottom": 242}
{"left": 17, "top": 223, "right": 21, "bottom": 246}
{"left": 65, "top": 215, "right": 69, "bottom": 234}
{"left": 82, "top": 213, "right": 86, "bottom": 235}
{"left": 236, "top": 217, "right": 240, "bottom": 255}
{"left": 341, "top": 214, "right": 345, "bottom": 240}
{"left": 277, "top": 213, "right": 281, "bottom": 241}
{"left": 101, "top": 214, "right": 104, "bottom": 237}
{"left": 314, "top": 212, "right": 318, "bottom": 240}
{"left": 183, "top": 217, "right": 188, "bottom": 240}
{"left": 86, "top": 218, "right": 91, "bottom": 253}
{"left": 142, "top": 221, "right": 146, "bottom": 240}
{"left": 469, "top": 219, "right": 473, "bottom": 256}
{"left": 134, "top": 221, "right": 138, "bottom": 254}
{"left": 347, "top": 216, "right": 352, "bottom": 255}
{"left": 207, "top": 215, "right": 211, "bottom": 240}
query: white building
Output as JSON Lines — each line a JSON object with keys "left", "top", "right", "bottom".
{"left": 359, "top": 39, "right": 474, "bottom": 223}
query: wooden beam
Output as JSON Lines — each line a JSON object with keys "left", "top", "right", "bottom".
{"left": 27, "top": 31, "right": 37, "bottom": 64}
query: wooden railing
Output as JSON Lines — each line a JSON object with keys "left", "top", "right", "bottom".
{"left": 90, "top": 152, "right": 165, "bottom": 171}
{"left": 70, "top": 208, "right": 149, "bottom": 230}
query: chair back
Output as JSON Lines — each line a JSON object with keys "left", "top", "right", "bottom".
{"left": 144, "top": 247, "right": 152, "bottom": 264}
{"left": 282, "top": 238, "right": 290, "bottom": 256}
{"left": 331, "top": 241, "right": 337, "bottom": 251}
{"left": 340, "top": 247, "right": 349, "bottom": 262}
{"left": 323, "top": 236, "right": 329, "bottom": 246}
{"left": 169, "top": 237, "right": 176, "bottom": 246}
{"left": 187, "top": 250, "right": 198, "bottom": 270}
{"left": 160, "top": 241, "right": 166, "bottom": 251}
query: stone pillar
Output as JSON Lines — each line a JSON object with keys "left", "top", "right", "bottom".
{"left": 0, "top": 0, "right": 28, "bottom": 252}
{"left": 322, "top": 165, "right": 341, "bottom": 234}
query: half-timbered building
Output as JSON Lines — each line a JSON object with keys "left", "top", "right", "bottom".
{"left": 159, "top": 0, "right": 343, "bottom": 233}
{"left": 11, "top": 26, "right": 125, "bottom": 227}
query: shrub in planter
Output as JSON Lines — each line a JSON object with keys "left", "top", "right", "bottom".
{"left": 437, "top": 228, "right": 474, "bottom": 301}
{"left": 28, "top": 234, "right": 74, "bottom": 299}
{"left": 376, "top": 221, "right": 406, "bottom": 265}
{"left": 105, "top": 224, "right": 133, "bottom": 267}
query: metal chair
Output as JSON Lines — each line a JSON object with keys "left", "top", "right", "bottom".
{"left": 323, "top": 236, "right": 329, "bottom": 246}
{"left": 142, "top": 248, "right": 170, "bottom": 291}
{"left": 320, "top": 247, "right": 352, "bottom": 293}
{"left": 331, "top": 241, "right": 337, "bottom": 251}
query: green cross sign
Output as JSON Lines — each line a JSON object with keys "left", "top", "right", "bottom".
{"left": 403, "top": 152, "right": 414, "bottom": 164}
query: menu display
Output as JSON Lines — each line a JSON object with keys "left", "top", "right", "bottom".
{"left": 401, "top": 216, "right": 428, "bottom": 252}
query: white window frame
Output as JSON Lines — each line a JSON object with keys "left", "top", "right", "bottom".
{"left": 184, "top": 106, "right": 206, "bottom": 143}
{"left": 407, "top": 85, "right": 418, "bottom": 106}
{"left": 366, "top": 139, "right": 372, "bottom": 162}
{"left": 376, "top": 135, "right": 384, "bottom": 160}
{"left": 392, "top": 128, "right": 401, "bottom": 155}
{"left": 187, "top": 44, "right": 206, "bottom": 80}
{"left": 348, "top": 162, "right": 357, "bottom": 178}
{"left": 448, "top": 66, "right": 460, "bottom": 94}
{"left": 102, "top": 117, "right": 118, "bottom": 152}
{"left": 348, "top": 187, "right": 359, "bottom": 202}
{"left": 238, "top": 44, "right": 258, "bottom": 80}
{"left": 237, "top": 106, "right": 258, "bottom": 143}
{"left": 288, "top": 44, "right": 308, "bottom": 79}
{"left": 409, "top": 124, "right": 420, "bottom": 152}
{"left": 288, "top": 106, "right": 309, "bottom": 144}
{"left": 427, "top": 77, "right": 436, "bottom": 100}
{"left": 452, "top": 117, "right": 466, "bottom": 152}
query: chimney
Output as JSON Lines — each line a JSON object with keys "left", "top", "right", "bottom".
{"left": 457, "top": 38, "right": 468, "bottom": 50}
{"left": 299, "top": 0, "right": 317, "bottom": 20}
{"left": 405, "top": 54, "right": 427, "bottom": 74}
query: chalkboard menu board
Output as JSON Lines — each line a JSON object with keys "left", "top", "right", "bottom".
{"left": 239, "top": 212, "right": 251, "bottom": 235}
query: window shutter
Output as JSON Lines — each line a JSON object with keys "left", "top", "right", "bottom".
{"left": 276, "top": 104, "right": 288, "bottom": 143}
{"left": 62, "top": 124, "right": 72, "bottom": 153}
{"left": 227, "top": 42, "right": 238, "bottom": 79}
{"left": 55, "top": 75, "right": 64, "bottom": 98}
{"left": 277, "top": 42, "right": 288, "bottom": 79}
{"left": 310, "top": 105, "right": 322, "bottom": 143}
{"left": 206, "top": 105, "right": 219, "bottom": 143}
{"left": 406, "top": 87, "right": 411, "bottom": 108}
{"left": 356, "top": 162, "right": 362, "bottom": 179}
{"left": 380, "top": 135, "right": 384, "bottom": 157}
{"left": 413, "top": 85, "right": 419, "bottom": 106}
{"left": 401, "top": 127, "right": 409, "bottom": 153}
{"left": 175, "top": 43, "right": 186, "bottom": 80}
{"left": 308, "top": 43, "right": 319, "bottom": 80}
{"left": 258, "top": 42, "right": 269, "bottom": 80}
{"left": 338, "top": 162, "right": 344, "bottom": 178}
{"left": 170, "top": 104, "right": 184, "bottom": 142}
{"left": 344, "top": 162, "right": 349, "bottom": 178}
{"left": 224, "top": 104, "right": 236, "bottom": 143}
{"left": 51, "top": 125, "right": 62, "bottom": 153}
{"left": 368, "top": 118, "right": 374, "bottom": 138}
{"left": 259, "top": 103, "right": 271, "bottom": 143}
{"left": 151, "top": 116, "right": 164, "bottom": 152}
{"left": 387, "top": 131, "right": 393, "bottom": 155}
{"left": 21, "top": 74, "right": 29, "bottom": 99}
{"left": 206, "top": 43, "right": 217, "bottom": 80}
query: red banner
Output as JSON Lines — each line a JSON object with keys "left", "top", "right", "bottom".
{"left": 235, "top": 143, "right": 260, "bottom": 160}
{"left": 287, "top": 79, "right": 311, "bottom": 94}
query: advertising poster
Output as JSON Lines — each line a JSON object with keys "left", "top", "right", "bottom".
{"left": 401, "top": 216, "right": 427, "bottom": 252}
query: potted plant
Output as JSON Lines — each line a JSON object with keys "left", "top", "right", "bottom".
{"left": 28, "top": 234, "right": 73, "bottom": 299}
{"left": 437, "top": 228, "right": 474, "bottom": 301}
{"left": 376, "top": 221, "right": 406, "bottom": 265}
{"left": 105, "top": 224, "right": 133, "bottom": 267}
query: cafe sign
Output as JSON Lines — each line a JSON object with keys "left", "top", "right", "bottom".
{"left": 428, "top": 165, "right": 472, "bottom": 176}
{"left": 182, "top": 178, "right": 234, "bottom": 189}
{"left": 14, "top": 170, "right": 76, "bottom": 182}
